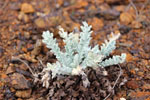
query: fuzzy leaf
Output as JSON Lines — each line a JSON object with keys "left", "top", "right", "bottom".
{"left": 99, "top": 53, "right": 126, "bottom": 67}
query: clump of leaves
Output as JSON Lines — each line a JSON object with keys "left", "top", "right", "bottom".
{"left": 41, "top": 22, "right": 126, "bottom": 88}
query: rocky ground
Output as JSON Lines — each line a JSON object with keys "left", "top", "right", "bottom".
{"left": 0, "top": 0, "right": 150, "bottom": 100}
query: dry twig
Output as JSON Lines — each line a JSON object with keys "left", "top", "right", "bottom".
{"left": 37, "top": 57, "right": 46, "bottom": 68}
{"left": 126, "top": 0, "right": 139, "bottom": 19}
{"left": 11, "top": 56, "right": 35, "bottom": 77}
{"left": 104, "top": 64, "right": 123, "bottom": 100}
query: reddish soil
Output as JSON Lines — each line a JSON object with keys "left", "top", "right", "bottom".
{"left": 0, "top": 0, "right": 150, "bottom": 100}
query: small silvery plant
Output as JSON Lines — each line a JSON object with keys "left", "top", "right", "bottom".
{"left": 41, "top": 22, "right": 126, "bottom": 88}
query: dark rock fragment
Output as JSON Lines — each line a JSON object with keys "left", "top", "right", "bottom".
{"left": 99, "top": 9, "right": 120, "bottom": 20}
{"left": 119, "top": 25, "right": 131, "bottom": 34}
{"left": 0, "top": 46, "right": 4, "bottom": 57}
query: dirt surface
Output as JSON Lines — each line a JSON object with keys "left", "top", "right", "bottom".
{"left": 0, "top": 0, "right": 150, "bottom": 100}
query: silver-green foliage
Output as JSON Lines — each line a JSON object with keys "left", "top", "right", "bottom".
{"left": 42, "top": 22, "right": 126, "bottom": 79}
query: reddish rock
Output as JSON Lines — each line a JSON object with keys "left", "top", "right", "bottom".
{"left": 10, "top": 73, "right": 30, "bottom": 89}
{"left": 21, "top": 3, "right": 35, "bottom": 13}
{"left": 15, "top": 89, "right": 32, "bottom": 99}
{"left": 120, "top": 12, "right": 134, "bottom": 25}
{"left": 34, "top": 18, "right": 46, "bottom": 28}
{"left": 6, "top": 66, "right": 15, "bottom": 74}
{"left": 91, "top": 17, "right": 104, "bottom": 31}
{"left": 126, "top": 80, "right": 139, "bottom": 89}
